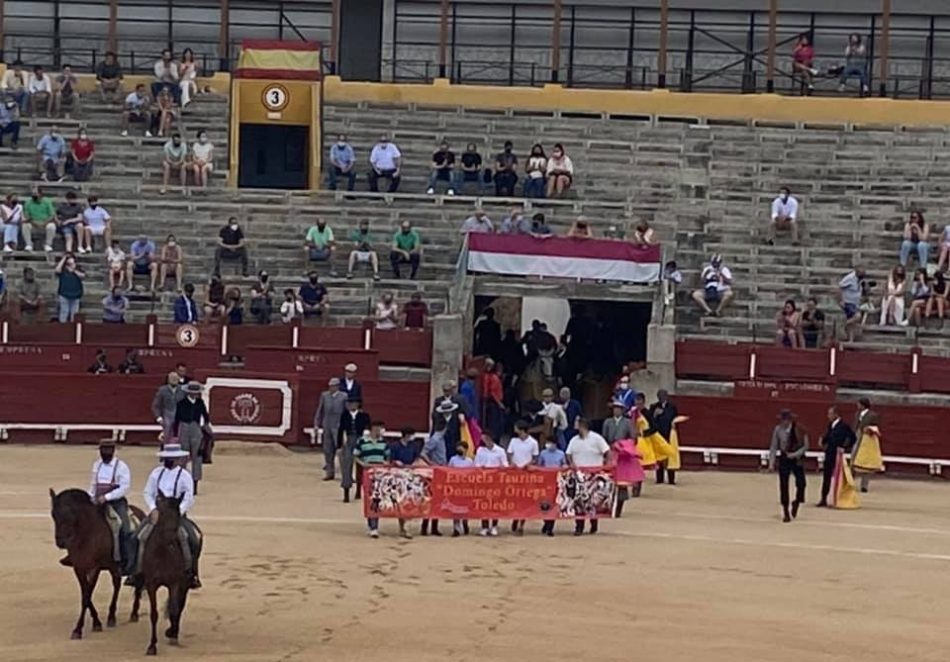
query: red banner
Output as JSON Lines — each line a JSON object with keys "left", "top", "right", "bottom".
{"left": 362, "top": 467, "right": 616, "bottom": 520}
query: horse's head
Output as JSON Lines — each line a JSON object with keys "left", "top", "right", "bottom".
{"left": 155, "top": 493, "right": 182, "bottom": 533}
{"left": 50, "top": 487, "right": 91, "bottom": 550}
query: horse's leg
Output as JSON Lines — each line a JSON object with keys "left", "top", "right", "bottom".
{"left": 106, "top": 567, "right": 120, "bottom": 627}
{"left": 165, "top": 583, "right": 181, "bottom": 643}
{"left": 130, "top": 581, "right": 141, "bottom": 623}
{"left": 146, "top": 586, "right": 158, "bottom": 656}
{"left": 86, "top": 569, "right": 103, "bottom": 632}
{"left": 71, "top": 568, "right": 89, "bottom": 639}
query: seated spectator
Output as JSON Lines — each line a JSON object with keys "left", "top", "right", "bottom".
{"left": 121, "top": 84, "right": 153, "bottom": 137}
{"left": 631, "top": 220, "right": 657, "bottom": 246}
{"left": 23, "top": 187, "right": 53, "bottom": 252}
{"left": 403, "top": 291, "right": 428, "bottom": 329}
{"left": 528, "top": 212, "right": 552, "bottom": 238}
{"left": 95, "top": 51, "right": 123, "bottom": 102}
{"left": 153, "top": 87, "right": 177, "bottom": 137}
{"left": 662, "top": 260, "right": 682, "bottom": 310}
{"left": 768, "top": 186, "right": 799, "bottom": 245}
{"left": 81, "top": 195, "right": 111, "bottom": 253}
{"left": 152, "top": 48, "right": 180, "bottom": 103}
{"left": 524, "top": 143, "right": 547, "bottom": 198}
{"left": 498, "top": 206, "right": 528, "bottom": 234}
{"left": 908, "top": 269, "right": 931, "bottom": 327}
{"left": 191, "top": 129, "right": 214, "bottom": 191}
{"left": 454, "top": 142, "right": 485, "bottom": 195}
{"left": 566, "top": 216, "right": 593, "bottom": 238}
{"left": 55, "top": 253, "right": 84, "bottom": 323}
{"left": 53, "top": 64, "right": 79, "bottom": 118}
{"left": 214, "top": 217, "right": 249, "bottom": 277}
{"left": 118, "top": 348, "right": 145, "bottom": 374}
{"left": 27, "top": 65, "right": 53, "bottom": 117}
{"left": 106, "top": 239, "right": 126, "bottom": 289}
{"left": 899, "top": 210, "right": 929, "bottom": 268}
{"left": 927, "top": 271, "right": 949, "bottom": 321}
{"left": 775, "top": 299, "right": 802, "bottom": 348}
{"left": 224, "top": 286, "right": 244, "bottom": 325}
{"left": 493, "top": 140, "right": 518, "bottom": 196}
{"left": 2, "top": 61, "right": 28, "bottom": 112}
{"left": 800, "top": 297, "right": 825, "bottom": 348}
{"left": 299, "top": 272, "right": 329, "bottom": 319}
{"left": 179, "top": 48, "right": 199, "bottom": 108}
{"left": 460, "top": 207, "right": 494, "bottom": 234}
{"left": 390, "top": 220, "right": 422, "bottom": 279}
{"left": 1, "top": 193, "right": 23, "bottom": 254}
{"left": 374, "top": 292, "right": 399, "bottom": 330}
{"left": 126, "top": 234, "right": 159, "bottom": 291}
{"left": 839, "top": 33, "right": 869, "bottom": 96}
{"left": 87, "top": 349, "right": 113, "bottom": 374}
{"left": 159, "top": 234, "right": 184, "bottom": 291}
{"left": 368, "top": 134, "right": 401, "bottom": 193}
{"left": 174, "top": 283, "right": 200, "bottom": 324}
{"left": 249, "top": 270, "right": 275, "bottom": 324}
{"left": 102, "top": 286, "right": 129, "bottom": 323}
{"left": 838, "top": 266, "right": 867, "bottom": 342}
{"left": 938, "top": 222, "right": 950, "bottom": 272}
{"left": 161, "top": 132, "right": 188, "bottom": 194}
{"left": 792, "top": 34, "right": 818, "bottom": 93}
{"left": 327, "top": 133, "right": 356, "bottom": 191}
{"left": 69, "top": 128, "right": 95, "bottom": 182}
{"left": 50, "top": 190, "right": 83, "bottom": 253}
{"left": 0, "top": 98, "right": 21, "bottom": 149}
{"left": 204, "top": 274, "right": 226, "bottom": 319}
{"left": 304, "top": 217, "right": 335, "bottom": 267}
{"left": 346, "top": 220, "right": 380, "bottom": 281}
{"left": 279, "top": 289, "right": 302, "bottom": 323}
{"left": 545, "top": 143, "right": 574, "bottom": 198}
{"left": 691, "top": 253, "right": 734, "bottom": 317}
{"left": 426, "top": 140, "right": 455, "bottom": 195}
{"left": 879, "top": 265, "right": 907, "bottom": 326}
{"left": 0, "top": 267, "right": 5, "bottom": 311}
{"left": 17, "top": 266, "right": 43, "bottom": 322}
{"left": 36, "top": 125, "right": 67, "bottom": 183}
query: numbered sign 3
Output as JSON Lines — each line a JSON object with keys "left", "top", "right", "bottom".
{"left": 261, "top": 84, "right": 290, "bottom": 112}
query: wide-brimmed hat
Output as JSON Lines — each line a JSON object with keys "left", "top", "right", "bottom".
{"left": 347, "top": 396, "right": 362, "bottom": 404}
{"left": 157, "top": 443, "right": 189, "bottom": 459}
{"left": 344, "top": 363, "right": 358, "bottom": 372}
{"left": 183, "top": 382, "right": 203, "bottom": 395}
{"left": 435, "top": 401, "right": 459, "bottom": 414}
{"left": 610, "top": 399, "right": 627, "bottom": 409}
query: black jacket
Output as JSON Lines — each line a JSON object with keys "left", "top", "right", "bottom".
{"left": 338, "top": 410, "right": 370, "bottom": 445}
{"left": 649, "top": 400, "right": 678, "bottom": 440}
{"left": 820, "top": 419, "right": 856, "bottom": 455}
{"left": 340, "top": 378, "right": 363, "bottom": 403}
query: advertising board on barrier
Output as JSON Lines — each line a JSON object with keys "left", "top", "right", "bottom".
{"left": 362, "top": 467, "right": 616, "bottom": 520}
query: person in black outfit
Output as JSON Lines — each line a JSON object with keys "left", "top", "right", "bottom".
{"left": 493, "top": 141, "right": 518, "bottom": 196}
{"left": 768, "top": 409, "right": 809, "bottom": 522}
{"left": 454, "top": 142, "right": 485, "bottom": 195}
{"left": 649, "top": 390, "right": 679, "bottom": 485}
{"left": 426, "top": 140, "right": 455, "bottom": 195}
{"left": 473, "top": 307, "right": 502, "bottom": 359}
{"left": 214, "top": 217, "right": 249, "bottom": 277}
{"left": 818, "top": 405, "right": 857, "bottom": 506}
{"left": 337, "top": 397, "right": 371, "bottom": 503}
{"left": 117, "top": 348, "right": 145, "bottom": 374}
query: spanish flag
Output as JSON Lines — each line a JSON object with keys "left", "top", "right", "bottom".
{"left": 460, "top": 415, "right": 480, "bottom": 459}
{"left": 235, "top": 40, "right": 322, "bottom": 81}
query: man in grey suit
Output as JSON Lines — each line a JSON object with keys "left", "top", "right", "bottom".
{"left": 602, "top": 400, "right": 634, "bottom": 444}
{"left": 151, "top": 371, "right": 182, "bottom": 442}
{"left": 314, "top": 377, "right": 348, "bottom": 480}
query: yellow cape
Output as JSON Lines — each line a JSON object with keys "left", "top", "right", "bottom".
{"left": 832, "top": 449, "right": 860, "bottom": 510}
{"left": 853, "top": 426, "right": 884, "bottom": 474}
{"left": 667, "top": 415, "right": 688, "bottom": 471}
{"left": 635, "top": 414, "right": 676, "bottom": 468}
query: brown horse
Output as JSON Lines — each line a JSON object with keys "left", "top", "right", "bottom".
{"left": 49, "top": 487, "right": 144, "bottom": 639}
{"left": 130, "top": 494, "right": 191, "bottom": 656}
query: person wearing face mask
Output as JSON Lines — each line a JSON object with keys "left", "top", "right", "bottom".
{"left": 249, "top": 269, "right": 275, "bottom": 324}
{"left": 151, "top": 48, "right": 181, "bottom": 102}
{"left": 374, "top": 292, "right": 399, "bottom": 330}
{"left": 16, "top": 266, "right": 43, "bottom": 322}
{"left": 368, "top": 134, "right": 402, "bottom": 193}
{"left": 346, "top": 219, "right": 380, "bottom": 281}
{"left": 299, "top": 271, "right": 329, "bottom": 318}
{"left": 0, "top": 98, "right": 22, "bottom": 150}
{"left": 81, "top": 195, "right": 111, "bottom": 254}
{"left": 613, "top": 376, "right": 636, "bottom": 412}
{"left": 173, "top": 382, "right": 212, "bottom": 494}
{"left": 159, "top": 234, "right": 184, "bottom": 292}
{"left": 536, "top": 436, "right": 566, "bottom": 536}
{"left": 55, "top": 252, "right": 85, "bottom": 322}
{"left": 152, "top": 372, "right": 182, "bottom": 442}
{"left": 69, "top": 127, "right": 95, "bottom": 182}
{"left": 523, "top": 143, "right": 547, "bottom": 198}
{"left": 493, "top": 140, "right": 518, "bottom": 196}
{"left": 174, "top": 283, "right": 200, "bottom": 324}
{"left": 120, "top": 84, "right": 154, "bottom": 137}
{"left": 36, "top": 124, "right": 66, "bottom": 182}
{"left": 454, "top": 142, "right": 485, "bottom": 195}
{"left": 204, "top": 273, "right": 226, "bottom": 318}
{"left": 426, "top": 140, "right": 456, "bottom": 195}
{"left": 54, "top": 64, "right": 78, "bottom": 118}
{"left": 161, "top": 132, "right": 188, "bottom": 194}
{"left": 75, "top": 440, "right": 133, "bottom": 573}
{"left": 304, "top": 217, "right": 336, "bottom": 268}
{"left": 191, "top": 130, "right": 215, "bottom": 191}
{"left": 214, "top": 216, "right": 249, "bottom": 277}
{"left": 389, "top": 220, "right": 422, "bottom": 279}
{"left": 545, "top": 143, "right": 574, "bottom": 198}
{"left": 328, "top": 133, "right": 357, "bottom": 191}
{"left": 768, "top": 186, "right": 799, "bottom": 245}
{"left": 1, "top": 193, "right": 23, "bottom": 253}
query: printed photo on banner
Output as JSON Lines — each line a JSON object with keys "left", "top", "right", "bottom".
{"left": 365, "top": 467, "right": 434, "bottom": 518}
{"left": 556, "top": 470, "right": 616, "bottom": 518}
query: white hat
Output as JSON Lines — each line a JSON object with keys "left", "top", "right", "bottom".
{"left": 157, "top": 443, "right": 189, "bottom": 459}
{"left": 436, "top": 401, "right": 459, "bottom": 415}
{"left": 344, "top": 363, "right": 358, "bottom": 372}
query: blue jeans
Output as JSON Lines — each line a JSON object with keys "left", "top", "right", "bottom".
{"left": 58, "top": 295, "right": 80, "bottom": 323}
{"left": 327, "top": 166, "right": 356, "bottom": 191}
{"left": 453, "top": 171, "right": 485, "bottom": 195}
{"left": 427, "top": 168, "right": 453, "bottom": 191}
{"left": 0, "top": 121, "right": 20, "bottom": 146}
{"left": 839, "top": 64, "right": 868, "bottom": 89}
{"left": 366, "top": 517, "right": 379, "bottom": 531}
{"left": 899, "top": 240, "right": 928, "bottom": 267}
{"left": 523, "top": 176, "right": 546, "bottom": 198}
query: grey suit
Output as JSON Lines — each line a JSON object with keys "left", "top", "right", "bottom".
{"left": 151, "top": 384, "right": 181, "bottom": 440}
{"left": 602, "top": 416, "right": 634, "bottom": 443}
{"left": 315, "top": 389, "right": 348, "bottom": 478}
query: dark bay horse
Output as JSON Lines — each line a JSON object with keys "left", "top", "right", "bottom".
{"left": 49, "top": 487, "right": 144, "bottom": 639}
{"left": 130, "top": 494, "right": 191, "bottom": 656}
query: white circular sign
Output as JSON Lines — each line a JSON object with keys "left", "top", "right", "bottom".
{"left": 176, "top": 324, "right": 200, "bottom": 348}
{"left": 262, "top": 84, "right": 289, "bottom": 112}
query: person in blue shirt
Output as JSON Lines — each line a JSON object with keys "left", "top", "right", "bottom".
{"left": 36, "top": 125, "right": 66, "bottom": 182}
{"left": 390, "top": 428, "right": 420, "bottom": 466}
{"left": 327, "top": 133, "right": 356, "bottom": 191}
{"left": 614, "top": 375, "right": 636, "bottom": 412}
{"left": 537, "top": 438, "right": 567, "bottom": 536}
{"left": 101, "top": 286, "right": 129, "bottom": 323}
{"left": 126, "top": 234, "right": 159, "bottom": 291}
{"left": 174, "top": 282, "right": 200, "bottom": 324}
{"left": 0, "top": 101, "right": 21, "bottom": 149}
{"left": 558, "top": 386, "right": 583, "bottom": 442}
{"left": 459, "top": 368, "right": 479, "bottom": 423}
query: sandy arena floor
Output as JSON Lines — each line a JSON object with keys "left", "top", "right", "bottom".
{"left": 1, "top": 442, "right": 949, "bottom": 662}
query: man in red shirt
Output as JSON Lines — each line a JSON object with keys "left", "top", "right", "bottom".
{"left": 70, "top": 127, "right": 95, "bottom": 182}
{"left": 402, "top": 292, "right": 428, "bottom": 329}
{"left": 480, "top": 358, "right": 504, "bottom": 442}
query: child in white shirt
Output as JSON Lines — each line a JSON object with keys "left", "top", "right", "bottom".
{"left": 279, "top": 289, "right": 303, "bottom": 323}
{"left": 447, "top": 444, "right": 474, "bottom": 536}
{"left": 106, "top": 241, "right": 126, "bottom": 289}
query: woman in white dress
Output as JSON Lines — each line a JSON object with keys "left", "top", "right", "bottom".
{"left": 178, "top": 48, "right": 199, "bottom": 108}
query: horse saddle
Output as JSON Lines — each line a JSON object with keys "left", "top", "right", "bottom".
{"left": 103, "top": 505, "right": 140, "bottom": 564}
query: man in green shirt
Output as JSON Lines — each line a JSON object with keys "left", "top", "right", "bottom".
{"left": 22, "top": 187, "right": 55, "bottom": 252}
{"left": 355, "top": 420, "right": 406, "bottom": 538}
{"left": 161, "top": 132, "right": 188, "bottom": 194}
{"left": 389, "top": 220, "right": 422, "bottom": 280}
{"left": 346, "top": 219, "right": 380, "bottom": 281}
{"left": 304, "top": 217, "right": 335, "bottom": 269}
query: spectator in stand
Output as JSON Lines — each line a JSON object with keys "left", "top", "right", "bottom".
{"left": 279, "top": 289, "right": 303, "bottom": 323}
{"left": 390, "top": 220, "right": 422, "bottom": 279}
{"left": 0, "top": 98, "right": 21, "bottom": 149}
{"left": 22, "top": 188, "right": 53, "bottom": 252}
{"left": 528, "top": 213, "right": 552, "bottom": 238}
{"left": 800, "top": 297, "right": 825, "bottom": 348}
{"left": 102, "top": 286, "right": 129, "bottom": 323}
{"left": 159, "top": 233, "right": 184, "bottom": 291}
{"left": 81, "top": 195, "right": 111, "bottom": 253}
{"left": 374, "top": 292, "right": 399, "bottom": 330}
{"left": 927, "top": 271, "right": 949, "bottom": 322}
{"left": 662, "top": 260, "right": 682, "bottom": 312}
{"left": 768, "top": 186, "right": 799, "bottom": 245}
{"left": 249, "top": 270, "right": 275, "bottom": 324}
{"left": 96, "top": 51, "right": 124, "bottom": 101}
{"left": 106, "top": 239, "right": 126, "bottom": 289}
{"left": 214, "top": 216, "right": 249, "bottom": 277}
{"left": 460, "top": 207, "right": 493, "bottom": 234}
{"left": 327, "top": 133, "right": 356, "bottom": 191}
{"left": 1, "top": 192, "right": 23, "bottom": 254}
{"left": 454, "top": 142, "right": 485, "bottom": 195}
{"left": 161, "top": 132, "right": 188, "bottom": 194}
{"left": 775, "top": 299, "right": 802, "bottom": 348}
{"left": 69, "top": 128, "right": 95, "bottom": 182}
{"left": 691, "top": 253, "right": 734, "bottom": 317}
{"left": 630, "top": 220, "right": 657, "bottom": 246}
{"left": 299, "top": 271, "right": 329, "bottom": 319}
{"left": 879, "top": 265, "right": 907, "bottom": 326}
{"left": 908, "top": 269, "right": 931, "bottom": 327}
{"left": 2, "top": 61, "right": 28, "bottom": 112}
{"left": 225, "top": 286, "right": 244, "bottom": 325}
{"left": 403, "top": 291, "right": 428, "bottom": 329}
{"left": 838, "top": 266, "right": 867, "bottom": 342}
{"left": 346, "top": 219, "right": 380, "bottom": 281}
{"left": 50, "top": 190, "right": 83, "bottom": 253}
{"left": 87, "top": 350, "right": 113, "bottom": 374}
{"left": 36, "top": 124, "right": 67, "bottom": 183}
{"left": 792, "top": 34, "right": 818, "bottom": 93}
{"left": 0, "top": 267, "right": 6, "bottom": 311}
{"left": 839, "top": 33, "right": 869, "bottom": 96}
{"left": 153, "top": 88, "right": 177, "bottom": 137}
{"left": 545, "top": 143, "right": 574, "bottom": 198}
{"left": 17, "top": 267, "right": 43, "bottom": 322}
{"left": 118, "top": 348, "right": 145, "bottom": 374}
{"left": 191, "top": 129, "right": 214, "bottom": 191}
{"left": 55, "top": 253, "right": 84, "bottom": 322}
{"left": 426, "top": 140, "right": 456, "bottom": 195}
{"left": 524, "top": 143, "right": 547, "bottom": 198}
{"left": 174, "top": 283, "right": 200, "bottom": 324}
{"left": 498, "top": 206, "right": 529, "bottom": 234}
{"left": 178, "top": 48, "right": 199, "bottom": 108}
{"left": 126, "top": 234, "right": 159, "bottom": 291}
{"left": 27, "top": 65, "right": 53, "bottom": 117}
{"left": 493, "top": 140, "right": 518, "bottom": 196}
{"left": 204, "top": 274, "right": 226, "bottom": 319}
{"left": 53, "top": 64, "right": 79, "bottom": 118}
{"left": 152, "top": 48, "right": 180, "bottom": 102}
{"left": 938, "top": 222, "right": 950, "bottom": 272}
{"left": 567, "top": 216, "right": 593, "bottom": 238}
{"left": 368, "top": 134, "right": 401, "bottom": 193}
{"left": 304, "top": 217, "right": 336, "bottom": 270}
{"left": 899, "top": 210, "right": 930, "bottom": 268}
{"left": 120, "top": 84, "right": 153, "bottom": 137}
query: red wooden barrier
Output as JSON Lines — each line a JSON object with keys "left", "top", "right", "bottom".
{"left": 835, "top": 350, "right": 909, "bottom": 389}
{"left": 83, "top": 323, "right": 150, "bottom": 347}
{"left": 755, "top": 346, "right": 830, "bottom": 382}
{"left": 226, "top": 325, "right": 294, "bottom": 356}
{"left": 242, "top": 346, "right": 380, "bottom": 378}
{"left": 7, "top": 322, "right": 76, "bottom": 344}
{"left": 298, "top": 326, "right": 366, "bottom": 349}
{"left": 674, "top": 340, "right": 749, "bottom": 381}
{"left": 373, "top": 328, "right": 433, "bottom": 367}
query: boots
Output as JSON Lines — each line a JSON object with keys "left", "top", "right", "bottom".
{"left": 782, "top": 506, "right": 791, "bottom": 523}
{"left": 343, "top": 488, "right": 350, "bottom": 503}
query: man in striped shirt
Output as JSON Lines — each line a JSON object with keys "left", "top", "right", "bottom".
{"left": 355, "top": 421, "right": 399, "bottom": 538}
